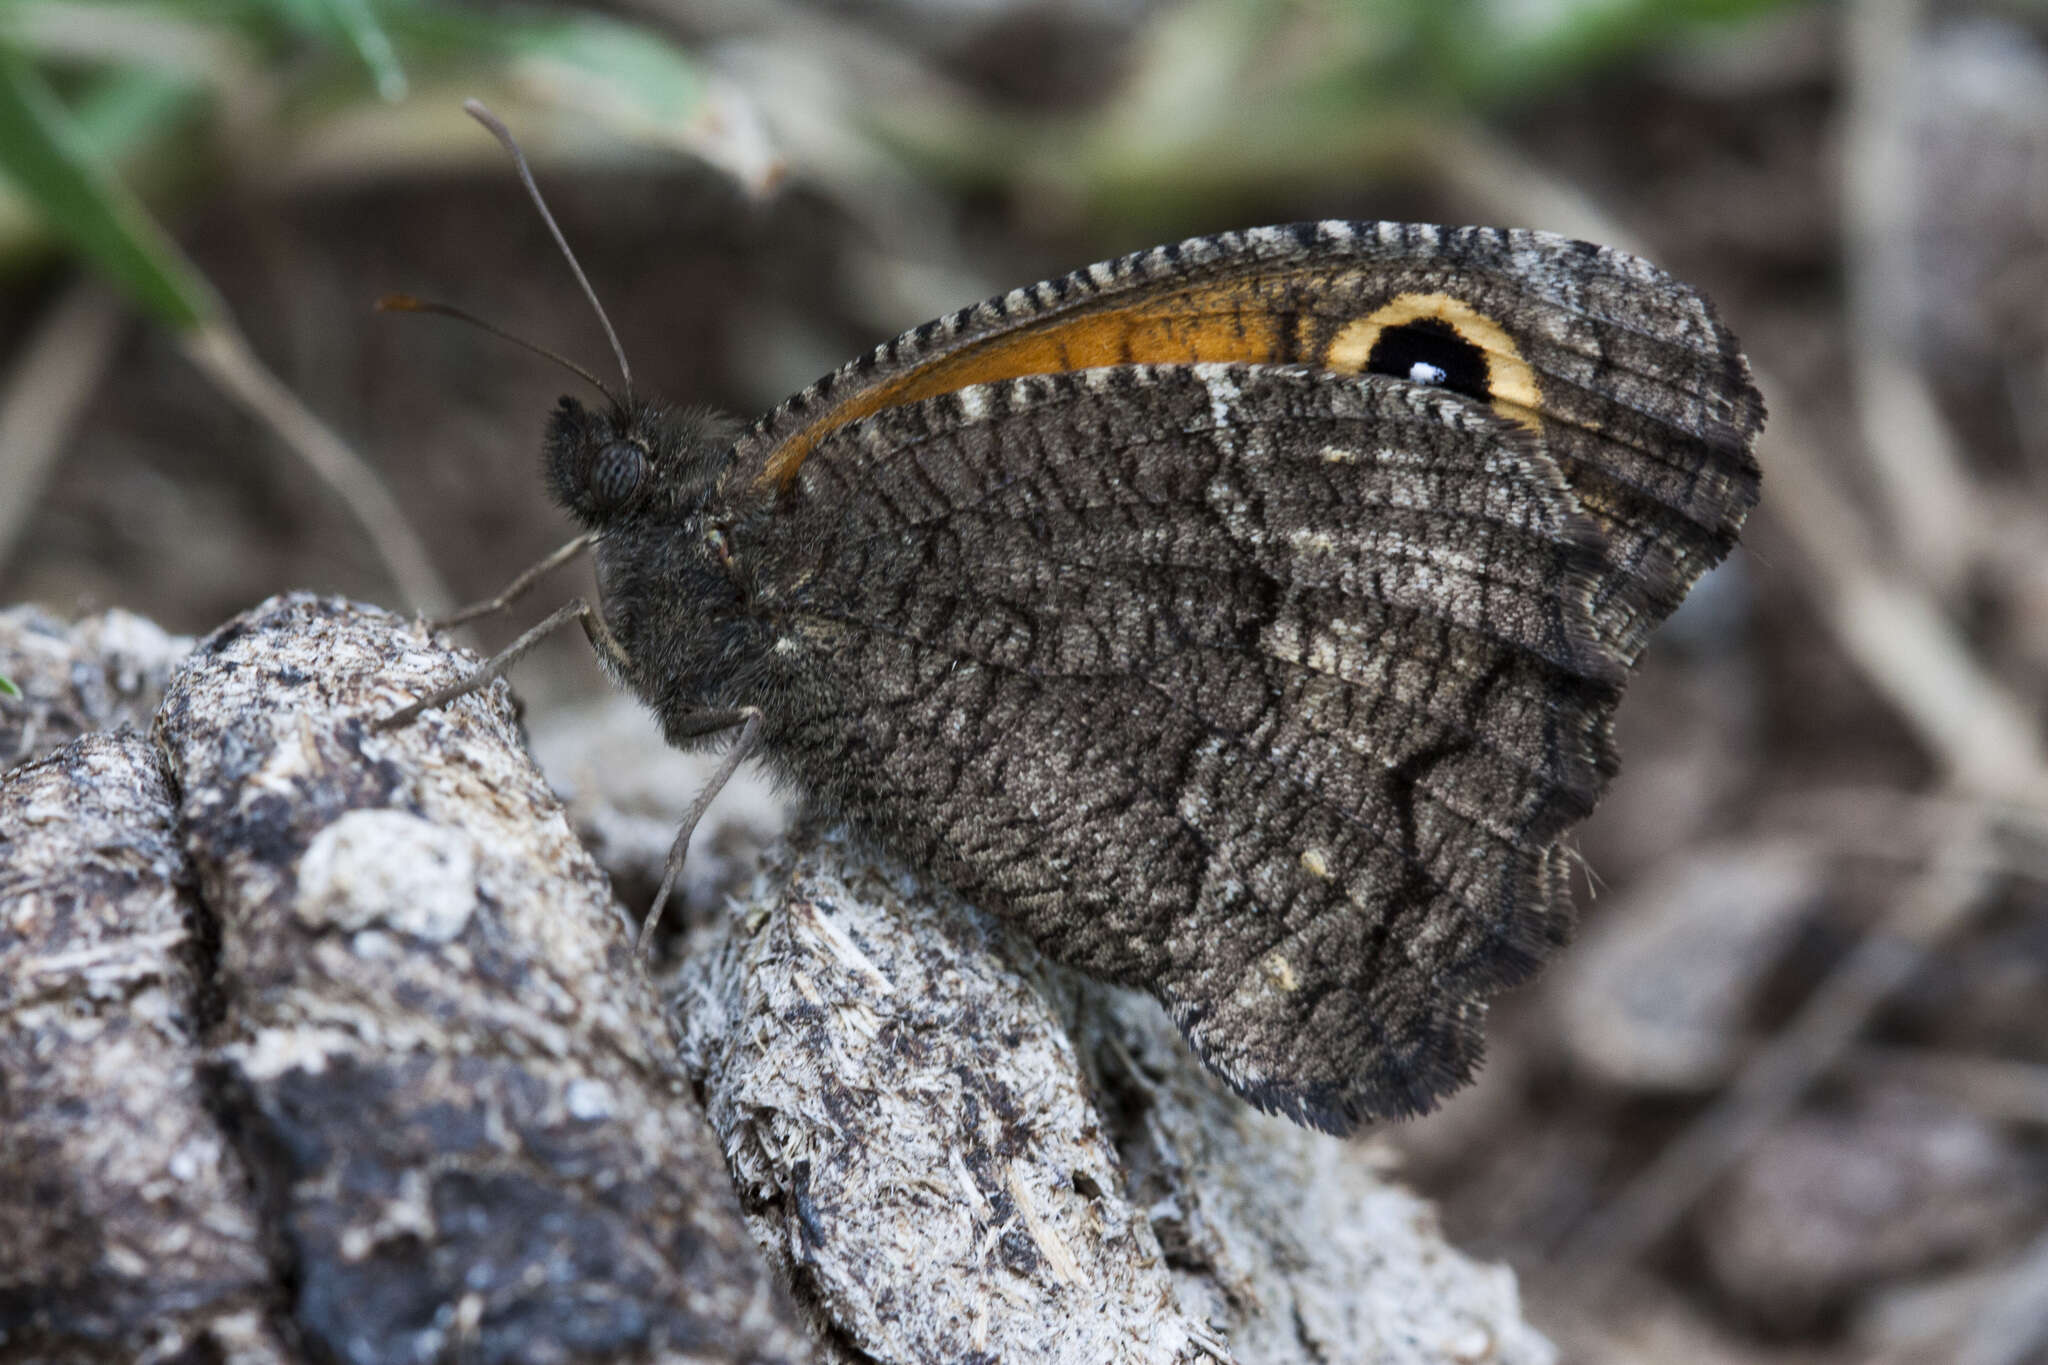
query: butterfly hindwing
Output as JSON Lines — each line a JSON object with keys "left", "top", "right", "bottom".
{"left": 739, "top": 363, "right": 1624, "bottom": 1129}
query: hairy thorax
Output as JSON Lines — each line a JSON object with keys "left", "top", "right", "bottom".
{"left": 594, "top": 511, "right": 781, "bottom": 748}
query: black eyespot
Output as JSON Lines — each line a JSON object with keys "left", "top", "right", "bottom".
{"left": 1366, "top": 318, "right": 1491, "bottom": 404}
{"left": 589, "top": 441, "right": 647, "bottom": 509}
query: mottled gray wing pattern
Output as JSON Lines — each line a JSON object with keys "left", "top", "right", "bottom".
{"left": 746, "top": 363, "right": 1624, "bottom": 1130}
{"left": 729, "top": 221, "right": 1765, "bottom": 664}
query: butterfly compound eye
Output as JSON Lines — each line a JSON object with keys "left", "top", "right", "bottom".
{"left": 589, "top": 441, "right": 647, "bottom": 509}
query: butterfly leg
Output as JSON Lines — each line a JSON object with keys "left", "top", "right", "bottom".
{"left": 637, "top": 707, "right": 764, "bottom": 961}
{"left": 377, "top": 596, "right": 626, "bottom": 730}
{"left": 434, "top": 532, "right": 596, "bottom": 628}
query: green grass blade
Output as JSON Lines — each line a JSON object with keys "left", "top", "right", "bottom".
{"left": 72, "top": 67, "right": 209, "bottom": 155}
{"left": 300, "top": 0, "right": 408, "bottom": 100}
{"left": 385, "top": 9, "right": 709, "bottom": 128}
{"left": 1410, "top": 0, "right": 1808, "bottom": 100}
{"left": 499, "top": 15, "right": 706, "bottom": 125}
{"left": 0, "top": 673, "right": 19, "bottom": 699}
{"left": 0, "top": 43, "right": 220, "bottom": 328}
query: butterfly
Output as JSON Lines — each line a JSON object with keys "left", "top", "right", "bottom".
{"left": 388, "top": 106, "right": 1763, "bottom": 1135}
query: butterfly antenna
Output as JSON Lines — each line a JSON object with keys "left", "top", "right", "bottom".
{"left": 376, "top": 294, "right": 616, "bottom": 404}
{"left": 463, "top": 98, "right": 635, "bottom": 395}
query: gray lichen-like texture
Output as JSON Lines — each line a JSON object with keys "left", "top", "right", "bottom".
{"left": 0, "top": 606, "right": 192, "bottom": 770}
{"left": 0, "top": 593, "right": 810, "bottom": 1364}
{"left": 1067, "top": 983, "right": 1554, "bottom": 1365}
{"left": 0, "top": 731, "right": 287, "bottom": 1360}
{"left": 675, "top": 827, "right": 1556, "bottom": 1365}
{"left": 145, "top": 592, "right": 810, "bottom": 1365}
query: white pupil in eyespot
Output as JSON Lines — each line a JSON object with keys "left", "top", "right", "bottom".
{"left": 1409, "top": 361, "right": 1448, "bottom": 386}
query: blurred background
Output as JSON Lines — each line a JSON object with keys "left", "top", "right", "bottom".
{"left": 3, "top": 1, "right": 2047, "bottom": 1361}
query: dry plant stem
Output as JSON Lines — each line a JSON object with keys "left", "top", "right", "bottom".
{"left": 1779, "top": 786, "right": 2048, "bottom": 885}
{"left": 1957, "top": 1223, "right": 2048, "bottom": 1365}
{"left": 179, "top": 322, "right": 450, "bottom": 616}
{"left": 1849, "top": 1047, "right": 2048, "bottom": 1127}
{"left": 1770, "top": 405, "right": 2048, "bottom": 800}
{"left": 1783, "top": 785, "right": 2048, "bottom": 849}
{"left": 1842, "top": 0, "right": 1985, "bottom": 594}
{"left": 0, "top": 281, "right": 124, "bottom": 578}
{"left": 437, "top": 531, "right": 596, "bottom": 628}
{"left": 1557, "top": 809, "right": 1997, "bottom": 1286}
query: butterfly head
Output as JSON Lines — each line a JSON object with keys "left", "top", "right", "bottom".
{"left": 542, "top": 393, "right": 772, "bottom": 727}
{"left": 543, "top": 395, "right": 732, "bottom": 529}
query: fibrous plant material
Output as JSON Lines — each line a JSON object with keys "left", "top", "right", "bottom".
{"left": 150, "top": 592, "right": 810, "bottom": 1364}
{"left": 2, "top": 593, "right": 810, "bottom": 1363}
{"left": 0, "top": 731, "right": 283, "bottom": 1359}
{"left": 0, "top": 605, "right": 191, "bottom": 771}
{"left": 676, "top": 828, "right": 1556, "bottom": 1365}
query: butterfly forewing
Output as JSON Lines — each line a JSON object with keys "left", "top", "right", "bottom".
{"left": 729, "top": 221, "right": 1763, "bottom": 663}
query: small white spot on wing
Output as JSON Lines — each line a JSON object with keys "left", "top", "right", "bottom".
{"left": 1201, "top": 368, "right": 1242, "bottom": 431}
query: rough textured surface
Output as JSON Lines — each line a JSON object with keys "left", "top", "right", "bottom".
{"left": 0, "top": 606, "right": 192, "bottom": 773}
{"left": 1069, "top": 984, "right": 1555, "bottom": 1365}
{"left": 676, "top": 826, "right": 1556, "bottom": 1365}
{"left": 149, "top": 593, "right": 809, "bottom": 1365}
{"left": 0, "top": 731, "right": 287, "bottom": 1361}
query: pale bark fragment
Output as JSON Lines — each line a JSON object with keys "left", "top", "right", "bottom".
{"left": 1069, "top": 983, "right": 1557, "bottom": 1365}
{"left": 675, "top": 829, "right": 1556, "bottom": 1365}
{"left": 0, "top": 731, "right": 290, "bottom": 1361}
{"left": 0, "top": 606, "right": 193, "bottom": 773}
{"left": 149, "top": 592, "right": 809, "bottom": 1365}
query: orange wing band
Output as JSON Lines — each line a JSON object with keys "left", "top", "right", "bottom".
{"left": 760, "top": 280, "right": 1539, "bottom": 487}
